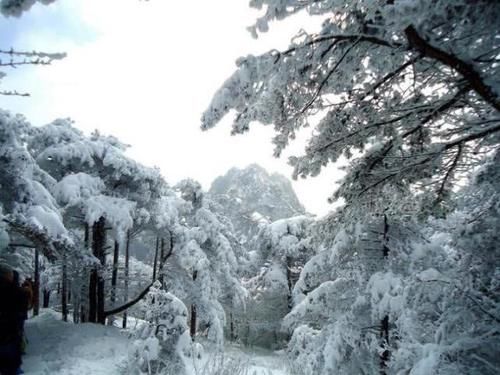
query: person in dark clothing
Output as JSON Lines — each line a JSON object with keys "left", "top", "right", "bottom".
{"left": 0, "top": 264, "right": 27, "bottom": 375}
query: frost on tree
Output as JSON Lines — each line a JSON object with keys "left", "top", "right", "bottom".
{"left": 0, "top": 110, "right": 72, "bottom": 261}
{"left": 1, "top": 112, "right": 189, "bottom": 328}
{"left": 203, "top": 0, "right": 500, "bottom": 216}
{"left": 169, "top": 179, "right": 247, "bottom": 347}
{"left": 242, "top": 215, "right": 314, "bottom": 348}
{"left": 202, "top": 3, "right": 500, "bottom": 372}
{"left": 128, "top": 281, "right": 190, "bottom": 375}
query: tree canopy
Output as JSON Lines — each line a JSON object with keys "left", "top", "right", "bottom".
{"left": 203, "top": 0, "right": 500, "bottom": 215}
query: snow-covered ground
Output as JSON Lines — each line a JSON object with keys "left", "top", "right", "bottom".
{"left": 21, "top": 310, "right": 289, "bottom": 375}
{"left": 185, "top": 342, "right": 289, "bottom": 375}
{"left": 23, "top": 310, "right": 129, "bottom": 375}
{"left": 225, "top": 344, "right": 289, "bottom": 375}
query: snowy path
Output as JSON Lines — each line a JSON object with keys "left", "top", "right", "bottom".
{"left": 186, "top": 343, "right": 289, "bottom": 375}
{"left": 224, "top": 344, "right": 288, "bottom": 375}
{"left": 22, "top": 310, "right": 128, "bottom": 375}
{"left": 21, "top": 310, "right": 289, "bottom": 374}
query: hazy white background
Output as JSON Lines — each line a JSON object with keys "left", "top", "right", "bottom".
{"left": 1, "top": 0, "right": 342, "bottom": 216}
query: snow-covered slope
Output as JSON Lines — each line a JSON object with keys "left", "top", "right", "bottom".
{"left": 209, "top": 164, "right": 305, "bottom": 242}
{"left": 23, "top": 310, "right": 128, "bottom": 375}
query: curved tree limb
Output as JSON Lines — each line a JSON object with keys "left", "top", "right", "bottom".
{"left": 104, "top": 282, "right": 153, "bottom": 317}
{"left": 405, "top": 25, "right": 500, "bottom": 112}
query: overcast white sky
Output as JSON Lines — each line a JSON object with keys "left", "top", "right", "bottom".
{"left": 0, "top": 0, "right": 342, "bottom": 216}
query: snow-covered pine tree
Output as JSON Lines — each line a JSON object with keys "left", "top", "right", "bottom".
{"left": 128, "top": 281, "right": 190, "bottom": 375}
{"left": 202, "top": 1, "right": 500, "bottom": 373}
{"left": 170, "top": 179, "right": 247, "bottom": 346}
{"left": 242, "top": 215, "right": 314, "bottom": 347}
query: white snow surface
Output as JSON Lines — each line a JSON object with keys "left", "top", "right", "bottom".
{"left": 22, "top": 309, "right": 289, "bottom": 374}
{"left": 186, "top": 342, "right": 289, "bottom": 375}
{"left": 23, "top": 309, "right": 128, "bottom": 375}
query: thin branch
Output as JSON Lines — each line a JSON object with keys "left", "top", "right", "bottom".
{"left": 435, "top": 143, "right": 462, "bottom": 203}
{"left": 358, "top": 122, "right": 500, "bottom": 197}
{"left": 299, "top": 37, "right": 361, "bottom": 115}
{"left": 281, "top": 33, "right": 399, "bottom": 57}
{"left": 0, "top": 60, "right": 52, "bottom": 68}
{"left": 0, "top": 90, "right": 30, "bottom": 97}
{"left": 0, "top": 48, "right": 66, "bottom": 60}
{"left": 8, "top": 242, "right": 36, "bottom": 248}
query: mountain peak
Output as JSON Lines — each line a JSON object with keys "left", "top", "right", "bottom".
{"left": 209, "top": 164, "right": 305, "bottom": 240}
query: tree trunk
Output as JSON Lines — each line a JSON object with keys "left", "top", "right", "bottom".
{"left": 80, "top": 223, "right": 90, "bottom": 323}
{"left": 230, "top": 311, "right": 235, "bottom": 342}
{"left": 380, "top": 315, "right": 390, "bottom": 374}
{"left": 286, "top": 256, "right": 293, "bottom": 311}
{"left": 62, "top": 252, "right": 68, "bottom": 322}
{"left": 88, "top": 222, "right": 97, "bottom": 323}
{"left": 108, "top": 240, "right": 120, "bottom": 326}
{"left": 158, "top": 231, "right": 174, "bottom": 287}
{"left": 33, "top": 248, "right": 40, "bottom": 315}
{"left": 68, "top": 280, "right": 71, "bottom": 304}
{"left": 152, "top": 236, "right": 159, "bottom": 281}
{"left": 190, "top": 304, "right": 197, "bottom": 341}
{"left": 88, "top": 270, "right": 97, "bottom": 322}
{"left": 95, "top": 217, "right": 107, "bottom": 325}
{"left": 89, "top": 217, "right": 106, "bottom": 324}
{"left": 122, "top": 230, "right": 130, "bottom": 329}
{"left": 190, "top": 270, "right": 198, "bottom": 341}
{"left": 158, "top": 238, "right": 165, "bottom": 285}
{"left": 42, "top": 289, "right": 50, "bottom": 308}
{"left": 380, "top": 213, "right": 390, "bottom": 374}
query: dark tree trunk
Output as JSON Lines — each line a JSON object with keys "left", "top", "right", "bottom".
{"left": 380, "top": 315, "right": 390, "bottom": 373}
{"left": 80, "top": 305, "right": 86, "bottom": 323}
{"left": 42, "top": 289, "right": 50, "bottom": 308}
{"left": 190, "top": 270, "right": 198, "bottom": 341}
{"left": 190, "top": 304, "right": 197, "bottom": 341}
{"left": 88, "top": 222, "right": 97, "bottom": 323}
{"left": 230, "top": 311, "right": 235, "bottom": 342}
{"left": 107, "top": 241, "right": 120, "bottom": 326}
{"left": 158, "top": 231, "right": 174, "bottom": 286}
{"left": 88, "top": 268, "right": 97, "bottom": 323}
{"left": 122, "top": 230, "right": 130, "bottom": 329}
{"left": 152, "top": 236, "right": 159, "bottom": 281}
{"left": 62, "top": 253, "right": 68, "bottom": 322}
{"left": 89, "top": 217, "right": 106, "bottom": 324}
{"left": 380, "top": 213, "right": 390, "bottom": 374}
{"left": 97, "top": 276, "right": 105, "bottom": 324}
{"left": 286, "top": 256, "right": 293, "bottom": 310}
{"left": 33, "top": 248, "right": 40, "bottom": 316}
{"left": 80, "top": 223, "right": 89, "bottom": 323}
{"left": 158, "top": 238, "right": 165, "bottom": 285}
{"left": 68, "top": 281, "right": 71, "bottom": 304}
{"left": 111, "top": 241, "right": 119, "bottom": 305}
{"left": 95, "top": 217, "right": 107, "bottom": 325}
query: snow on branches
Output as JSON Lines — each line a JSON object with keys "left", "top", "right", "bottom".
{"left": 203, "top": 0, "right": 500, "bottom": 216}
